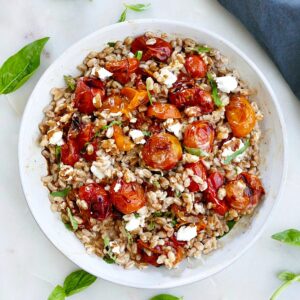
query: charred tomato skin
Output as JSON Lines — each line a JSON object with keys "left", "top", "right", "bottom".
{"left": 110, "top": 179, "right": 146, "bottom": 214}
{"left": 61, "top": 140, "right": 80, "bottom": 166}
{"left": 142, "top": 132, "right": 183, "bottom": 170}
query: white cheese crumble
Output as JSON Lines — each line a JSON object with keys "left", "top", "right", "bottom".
{"left": 109, "top": 241, "right": 121, "bottom": 254}
{"left": 91, "top": 67, "right": 113, "bottom": 81}
{"left": 158, "top": 67, "right": 177, "bottom": 88}
{"left": 166, "top": 122, "right": 183, "bottom": 140}
{"left": 176, "top": 225, "right": 197, "bottom": 241}
{"left": 129, "top": 129, "right": 146, "bottom": 144}
{"left": 90, "top": 165, "right": 105, "bottom": 180}
{"left": 125, "top": 215, "right": 141, "bottom": 231}
{"left": 221, "top": 138, "right": 246, "bottom": 163}
{"left": 215, "top": 76, "right": 238, "bottom": 93}
{"left": 114, "top": 183, "right": 121, "bottom": 192}
{"left": 49, "top": 130, "right": 64, "bottom": 146}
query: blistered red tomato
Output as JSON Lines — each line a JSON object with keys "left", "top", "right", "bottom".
{"left": 74, "top": 77, "right": 105, "bottom": 114}
{"left": 185, "top": 55, "right": 208, "bottom": 79}
{"left": 110, "top": 179, "right": 146, "bottom": 214}
{"left": 185, "top": 161, "right": 207, "bottom": 192}
{"left": 76, "top": 123, "right": 94, "bottom": 149}
{"left": 204, "top": 172, "right": 229, "bottom": 216}
{"left": 226, "top": 95, "right": 256, "bottom": 137}
{"left": 131, "top": 35, "right": 172, "bottom": 62}
{"left": 78, "top": 183, "right": 111, "bottom": 220}
{"left": 183, "top": 121, "right": 215, "bottom": 153}
{"left": 61, "top": 140, "right": 80, "bottom": 166}
{"left": 81, "top": 140, "right": 98, "bottom": 162}
{"left": 105, "top": 58, "right": 139, "bottom": 84}
{"left": 147, "top": 103, "right": 181, "bottom": 119}
{"left": 142, "top": 133, "right": 182, "bottom": 170}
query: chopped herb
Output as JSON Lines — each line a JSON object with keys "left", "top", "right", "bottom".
{"left": 102, "top": 236, "right": 116, "bottom": 264}
{"left": 50, "top": 187, "right": 71, "bottom": 198}
{"left": 171, "top": 219, "right": 178, "bottom": 227}
{"left": 124, "top": 3, "right": 151, "bottom": 11}
{"left": 272, "top": 229, "right": 300, "bottom": 247}
{"left": 134, "top": 212, "right": 140, "bottom": 218}
{"left": 126, "top": 230, "right": 133, "bottom": 244}
{"left": 107, "top": 42, "right": 116, "bottom": 47}
{"left": 135, "top": 50, "right": 143, "bottom": 60}
{"left": 193, "top": 45, "right": 211, "bottom": 53}
{"left": 148, "top": 220, "right": 156, "bottom": 230}
{"left": 55, "top": 145, "right": 61, "bottom": 166}
{"left": 149, "top": 294, "right": 183, "bottom": 300}
{"left": 153, "top": 211, "right": 173, "bottom": 218}
{"left": 103, "top": 236, "right": 110, "bottom": 248}
{"left": 152, "top": 180, "right": 160, "bottom": 188}
{"left": 184, "top": 146, "right": 209, "bottom": 157}
{"left": 100, "top": 120, "right": 122, "bottom": 130}
{"left": 118, "top": 8, "right": 127, "bottom": 22}
{"left": 207, "top": 72, "right": 223, "bottom": 107}
{"left": 218, "top": 220, "right": 236, "bottom": 239}
{"left": 142, "top": 130, "right": 152, "bottom": 137}
{"left": 146, "top": 78, "right": 153, "bottom": 105}
{"left": 67, "top": 207, "right": 78, "bottom": 231}
{"left": 174, "top": 190, "right": 182, "bottom": 198}
{"left": 223, "top": 139, "right": 250, "bottom": 164}
{"left": 63, "top": 75, "right": 76, "bottom": 92}
{"left": 103, "top": 255, "right": 115, "bottom": 264}
{"left": 64, "top": 223, "right": 73, "bottom": 231}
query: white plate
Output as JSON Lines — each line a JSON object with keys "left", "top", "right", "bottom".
{"left": 18, "top": 19, "right": 287, "bottom": 289}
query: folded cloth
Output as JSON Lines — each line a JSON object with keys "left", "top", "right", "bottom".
{"left": 218, "top": 0, "right": 300, "bottom": 99}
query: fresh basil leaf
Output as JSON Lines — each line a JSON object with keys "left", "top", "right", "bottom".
{"left": 150, "top": 294, "right": 183, "bottom": 300}
{"left": 64, "top": 223, "right": 73, "bottom": 231}
{"left": 217, "top": 220, "right": 236, "bottom": 239}
{"left": 270, "top": 273, "right": 300, "bottom": 300}
{"left": 124, "top": 3, "right": 151, "bottom": 11}
{"left": 66, "top": 207, "right": 78, "bottom": 231}
{"left": 223, "top": 139, "right": 250, "bottom": 164}
{"left": 272, "top": 229, "right": 300, "bottom": 246}
{"left": 278, "top": 272, "right": 298, "bottom": 282}
{"left": 103, "top": 236, "right": 110, "bottom": 248}
{"left": 101, "top": 120, "right": 122, "bottom": 130}
{"left": 135, "top": 50, "right": 143, "bottom": 60}
{"left": 103, "top": 255, "right": 115, "bottom": 264}
{"left": 55, "top": 145, "right": 61, "bottom": 165}
{"left": 0, "top": 37, "right": 49, "bottom": 94}
{"left": 63, "top": 270, "right": 97, "bottom": 297}
{"left": 184, "top": 146, "right": 209, "bottom": 157}
{"left": 194, "top": 45, "right": 211, "bottom": 53}
{"left": 63, "top": 75, "right": 76, "bottom": 92}
{"left": 207, "top": 72, "right": 223, "bottom": 107}
{"left": 118, "top": 8, "right": 127, "bottom": 22}
{"left": 134, "top": 212, "right": 140, "bottom": 218}
{"left": 146, "top": 79, "right": 153, "bottom": 105}
{"left": 50, "top": 187, "right": 71, "bottom": 198}
{"left": 102, "top": 236, "right": 116, "bottom": 263}
{"left": 171, "top": 219, "right": 178, "bottom": 227}
{"left": 48, "top": 285, "right": 66, "bottom": 300}
{"left": 107, "top": 42, "right": 116, "bottom": 47}
{"left": 142, "top": 130, "right": 152, "bottom": 137}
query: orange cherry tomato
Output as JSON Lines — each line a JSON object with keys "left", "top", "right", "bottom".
{"left": 110, "top": 179, "right": 146, "bottom": 214}
{"left": 185, "top": 161, "right": 207, "bottom": 192}
{"left": 142, "top": 133, "right": 182, "bottom": 170}
{"left": 226, "top": 95, "right": 256, "bottom": 137}
{"left": 101, "top": 95, "right": 124, "bottom": 113}
{"left": 183, "top": 121, "right": 215, "bottom": 152}
{"left": 112, "top": 125, "right": 134, "bottom": 152}
{"left": 185, "top": 55, "right": 208, "bottom": 79}
{"left": 121, "top": 87, "right": 148, "bottom": 111}
{"left": 147, "top": 103, "right": 182, "bottom": 119}
{"left": 105, "top": 58, "right": 139, "bottom": 84}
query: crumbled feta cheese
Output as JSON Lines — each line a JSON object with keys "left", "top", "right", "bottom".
{"left": 114, "top": 183, "right": 121, "bottom": 192}
{"left": 128, "top": 52, "right": 135, "bottom": 58}
{"left": 49, "top": 130, "right": 64, "bottom": 146}
{"left": 129, "top": 129, "right": 146, "bottom": 144}
{"left": 90, "top": 156, "right": 113, "bottom": 180}
{"left": 176, "top": 225, "right": 197, "bottom": 241}
{"left": 158, "top": 68, "right": 177, "bottom": 88}
{"left": 221, "top": 138, "right": 246, "bottom": 162}
{"left": 166, "top": 122, "right": 183, "bottom": 140}
{"left": 125, "top": 215, "right": 141, "bottom": 231}
{"left": 130, "top": 117, "right": 137, "bottom": 123}
{"left": 91, "top": 165, "right": 105, "bottom": 180}
{"left": 215, "top": 76, "right": 238, "bottom": 93}
{"left": 109, "top": 241, "right": 121, "bottom": 254}
{"left": 91, "top": 67, "right": 113, "bottom": 81}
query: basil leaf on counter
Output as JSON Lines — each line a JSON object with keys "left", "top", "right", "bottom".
{"left": 124, "top": 3, "right": 151, "bottom": 11}
{"left": 0, "top": 37, "right": 49, "bottom": 94}
{"left": 150, "top": 294, "right": 183, "bottom": 300}
{"left": 272, "top": 229, "right": 300, "bottom": 246}
{"left": 223, "top": 139, "right": 250, "bottom": 164}
{"left": 118, "top": 8, "right": 128, "bottom": 22}
{"left": 63, "top": 270, "right": 97, "bottom": 297}
{"left": 278, "top": 271, "right": 298, "bottom": 282}
{"left": 207, "top": 72, "right": 223, "bottom": 107}
{"left": 184, "top": 146, "right": 209, "bottom": 157}
{"left": 63, "top": 75, "right": 76, "bottom": 92}
{"left": 66, "top": 207, "right": 78, "bottom": 231}
{"left": 50, "top": 187, "right": 71, "bottom": 198}
{"left": 48, "top": 285, "right": 65, "bottom": 300}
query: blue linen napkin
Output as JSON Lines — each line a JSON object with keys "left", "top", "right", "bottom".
{"left": 218, "top": 0, "right": 300, "bottom": 99}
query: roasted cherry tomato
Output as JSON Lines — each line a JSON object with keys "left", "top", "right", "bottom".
{"left": 74, "top": 77, "right": 105, "bottom": 114}
{"left": 147, "top": 103, "right": 181, "bottom": 119}
{"left": 101, "top": 95, "right": 124, "bottom": 113}
{"left": 105, "top": 58, "right": 139, "bottom": 84}
{"left": 225, "top": 172, "right": 264, "bottom": 210}
{"left": 121, "top": 87, "right": 148, "bottom": 111}
{"left": 76, "top": 123, "right": 94, "bottom": 149}
{"left": 131, "top": 35, "right": 172, "bottom": 62}
{"left": 142, "top": 132, "right": 182, "bottom": 170}
{"left": 113, "top": 125, "right": 134, "bottom": 152}
{"left": 204, "top": 172, "right": 229, "bottom": 216}
{"left": 185, "top": 161, "right": 207, "bottom": 192}
{"left": 226, "top": 95, "right": 256, "bottom": 137}
{"left": 185, "top": 55, "right": 208, "bottom": 79}
{"left": 78, "top": 183, "right": 111, "bottom": 220}
{"left": 81, "top": 140, "right": 98, "bottom": 162}
{"left": 137, "top": 240, "right": 161, "bottom": 267}
{"left": 183, "top": 121, "right": 215, "bottom": 152}
{"left": 61, "top": 140, "right": 80, "bottom": 166}
{"left": 110, "top": 179, "right": 146, "bottom": 214}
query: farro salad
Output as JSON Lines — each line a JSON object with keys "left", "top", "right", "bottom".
{"left": 40, "top": 32, "right": 265, "bottom": 269}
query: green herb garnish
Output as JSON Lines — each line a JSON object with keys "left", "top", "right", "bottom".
{"left": 64, "top": 223, "right": 73, "bottom": 231}
{"left": 124, "top": 3, "right": 151, "bottom": 11}
{"left": 272, "top": 229, "right": 300, "bottom": 247}
{"left": 134, "top": 212, "right": 140, "bottom": 218}
{"left": 55, "top": 145, "right": 62, "bottom": 166}
{"left": 48, "top": 269, "right": 97, "bottom": 300}
{"left": 0, "top": 37, "right": 49, "bottom": 94}
{"left": 148, "top": 220, "right": 156, "bottom": 230}
{"left": 63, "top": 75, "right": 76, "bottom": 92}
{"left": 223, "top": 139, "right": 250, "bottom": 164}
{"left": 218, "top": 220, "right": 236, "bottom": 239}
{"left": 135, "top": 50, "right": 143, "bottom": 60}
{"left": 100, "top": 120, "right": 122, "bottom": 130}
{"left": 171, "top": 219, "right": 178, "bottom": 227}
{"left": 66, "top": 207, "right": 78, "bottom": 231}
{"left": 142, "top": 130, "right": 152, "bottom": 137}
{"left": 107, "top": 42, "right": 116, "bottom": 47}
{"left": 193, "top": 45, "right": 211, "bottom": 53}
{"left": 102, "top": 236, "right": 116, "bottom": 264}
{"left": 152, "top": 180, "right": 160, "bottom": 188}
{"left": 174, "top": 190, "right": 182, "bottom": 198}
{"left": 149, "top": 294, "right": 183, "bottom": 300}
{"left": 184, "top": 146, "right": 209, "bottom": 157}
{"left": 126, "top": 230, "right": 133, "bottom": 244}
{"left": 50, "top": 187, "right": 71, "bottom": 198}
{"left": 207, "top": 72, "right": 223, "bottom": 107}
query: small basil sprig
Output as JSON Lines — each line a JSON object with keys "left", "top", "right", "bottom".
{"left": 118, "top": 3, "right": 151, "bottom": 22}
{"left": 100, "top": 120, "right": 122, "bottom": 130}
{"left": 218, "top": 220, "right": 236, "bottom": 239}
{"left": 207, "top": 72, "right": 223, "bottom": 107}
{"left": 272, "top": 229, "right": 300, "bottom": 246}
{"left": 0, "top": 37, "right": 49, "bottom": 94}
{"left": 270, "top": 271, "right": 300, "bottom": 300}
{"left": 66, "top": 207, "right": 78, "bottom": 231}
{"left": 149, "top": 294, "right": 183, "bottom": 300}
{"left": 193, "top": 45, "right": 211, "bottom": 53}
{"left": 64, "top": 75, "right": 76, "bottom": 92}
{"left": 184, "top": 146, "right": 209, "bottom": 157}
{"left": 103, "top": 236, "right": 116, "bottom": 264}
{"left": 50, "top": 187, "right": 71, "bottom": 198}
{"left": 223, "top": 139, "right": 250, "bottom": 164}
{"left": 48, "top": 269, "right": 97, "bottom": 300}
{"left": 55, "top": 145, "right": 62, "bottom": 166}
{"left": 135, "top": 50, "right": 143, "bottom": 60}
{"left": 142, "top": 130, "right": 152, "bottom": 137}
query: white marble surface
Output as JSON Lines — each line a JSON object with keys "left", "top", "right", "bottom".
{"left": 1, "top": 0, "right": 300, "bottom": 299}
